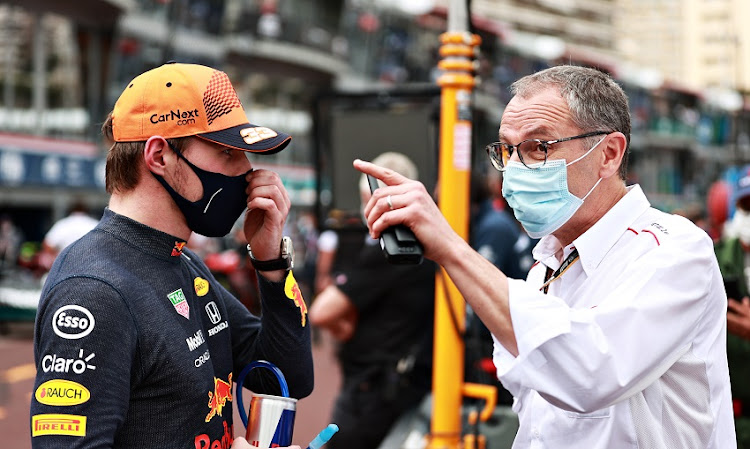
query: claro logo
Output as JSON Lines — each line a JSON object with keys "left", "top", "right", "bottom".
{"left": 52, "top": 305, "right": 95, "bottom": 340}
{"left": 42, "top": 349, "right": 96, "bottom": 375}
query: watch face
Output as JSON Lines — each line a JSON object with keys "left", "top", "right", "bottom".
{"left": 282, "top": 236, "right": 295, "bottom": 268}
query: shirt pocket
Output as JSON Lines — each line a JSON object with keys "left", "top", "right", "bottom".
{"left": 564, "top": 408, "right": 611, "bottom": 419}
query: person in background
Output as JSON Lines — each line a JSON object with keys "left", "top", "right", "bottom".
{"left": 309, "top": 152, "right": 436, "bottom": 449}
{"left": 292, "top": 211, "right": 320, "bottom": 303}
{"left": 715, "top": 171, "right": 750, "bottom": 448}
{"left": 470, "top": 160, "right": 527, "bottom": 280}
{"left": 314, "top": 226, "right": 339, "bottom": 295}
{"left": 465, "top": 161, "right": 526, "bottom": 400}
{"left": 0, "top": 214, "right": 23, "bottom": 276}
{"left": 31, "top": 62, "right": 312, "bottom": 449}
{"left": 36, "top": 201, "right": 99, "bottom": 271}
{"left": 355, "top": 65, "right": 735, "bottom": 448}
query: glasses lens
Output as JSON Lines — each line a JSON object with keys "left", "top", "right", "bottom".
{"left": 486, "top": 143, "right": 505, "bottom": 170}
{"left": 518, "top": 140, "right": 547, "bottom": 167}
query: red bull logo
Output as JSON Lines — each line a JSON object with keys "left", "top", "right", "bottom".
{"left": 284, "top": 272, "right": 307, "bottom": 327}
{"left": 172, "top": 241, "right": 186, "bottom": 256}
{"left": 205, "top": 373, "right": 233, "bottom": 422}
{"left": 194, "top": 421, "right": 234, "bottom": 449}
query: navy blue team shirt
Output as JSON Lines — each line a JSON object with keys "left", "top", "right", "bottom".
{"left": 31, "top": 209, "right": 313, "bottom": 448}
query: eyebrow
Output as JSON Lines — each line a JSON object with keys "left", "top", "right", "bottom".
{"left": 498, "top": 125, "right": 557, "bottom": 143}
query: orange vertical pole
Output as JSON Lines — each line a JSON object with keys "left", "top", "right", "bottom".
{"left": 428, "top": 5, "right": 481, "bottom": 447}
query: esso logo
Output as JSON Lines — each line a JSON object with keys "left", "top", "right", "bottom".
{"left": 52, "top": 305, "right": 95, "bottom": 340}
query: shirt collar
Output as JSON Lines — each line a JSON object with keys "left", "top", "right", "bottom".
{"left": 96, "top": 208, "right": 189, "bottom": 263}
{"left": 532, "top": 184, "right": 651, "bottom": 273}
{"left": 573, "top": 184, "right": 651, "bottom": 274}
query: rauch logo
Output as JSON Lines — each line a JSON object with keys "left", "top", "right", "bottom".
{"left": 35, "top": 379, "right": 90, "bottom": 406}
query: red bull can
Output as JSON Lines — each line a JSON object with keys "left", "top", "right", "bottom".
{"left": 236, "top": 360, "right": 296, "bottom": 448}
{"left": 246, "top": 393, "right": 297, "bottom": 447}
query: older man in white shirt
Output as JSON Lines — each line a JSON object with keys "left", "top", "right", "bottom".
{"left": 354, "top": 65, "right": 735, "bottom": 448}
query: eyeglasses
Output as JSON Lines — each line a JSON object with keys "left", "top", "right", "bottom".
{"left": 485, "top": 131, "right": 611, "bottom": 171}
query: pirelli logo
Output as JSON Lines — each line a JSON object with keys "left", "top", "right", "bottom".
{"left": 32, "top": 414, "right": 87, "bottom": 437}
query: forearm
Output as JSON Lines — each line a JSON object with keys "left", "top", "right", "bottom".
{"left": 437, "top": 236, "right": 517, "bottom": 356}
{"left": 253, "top": 273, "right": 313, "bottom": 398}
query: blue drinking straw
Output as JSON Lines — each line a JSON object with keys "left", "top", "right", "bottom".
{"left": 306, "top": 424, "right": 339, "bottom": 449}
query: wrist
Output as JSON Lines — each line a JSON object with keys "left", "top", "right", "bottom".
{"left": 248, "top": 236, "right": 294, "bottom": 272}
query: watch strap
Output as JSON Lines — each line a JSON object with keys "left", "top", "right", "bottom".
{"left": 248, "top": 255, "right": 291, "bottom": 271}
{"left": 247, "top": 237, "right": 293, "bottom": 271}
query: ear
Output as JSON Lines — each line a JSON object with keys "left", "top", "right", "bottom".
{"left": 143, "top": 136, "right": 170, "bottom": 176}
{"left": 599, "top": 132, "right": 627, "bottom": 179}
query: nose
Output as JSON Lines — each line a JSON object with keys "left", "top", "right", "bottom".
{"left": 233, "top": 151, "right": 252, "bottom": 174}
{"left": 508, "top": 146, "right": 522, "bottom": 162}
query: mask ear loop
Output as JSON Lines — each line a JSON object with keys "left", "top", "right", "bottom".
{"left": 581, "top": 178, "right": 603, "bottom": 201}
{"left": 565, "top": 135, "right": 607, "bottom": 167}
{"left": 569, "top": 135, "right": 608, "bottom": 201}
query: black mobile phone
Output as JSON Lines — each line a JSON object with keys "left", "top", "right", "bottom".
{"left": 367, "top": 174, "right": 423, "bottom": 265}
{"left": 724, "top": 279, "right": 742, "bottom": 301}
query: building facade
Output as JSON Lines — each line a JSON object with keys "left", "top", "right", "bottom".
{"left": 0, "top": 0, "right": 748, "bottom": 246}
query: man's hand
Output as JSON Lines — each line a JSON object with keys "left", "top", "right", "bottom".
{"left": 353, "top": 159, "right": 463, "bottom": 265}
{"left": 728, "top": 296, "right": 750, "bottom": 340}
{"left": 231, "top": 436, "right": 300, "bottom": 449}
{"left": 243, "top": 169, "right": 291, "bottom": 281}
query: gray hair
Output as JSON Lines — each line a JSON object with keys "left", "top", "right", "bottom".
{"left": 511, "top": 65, "right": 631, "bottom": 180}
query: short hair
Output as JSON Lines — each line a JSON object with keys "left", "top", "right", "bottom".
{"left": 358, "top": 152, "right": 419, "bottom": 192}
{"left": 101, "top": 112, "right": 189, "bottom": 194}
{"left": 511, "top": 65, "right": 631, "bottom": 180}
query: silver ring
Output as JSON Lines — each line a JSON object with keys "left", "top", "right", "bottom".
{"left": 387, "top": 195, "right": 394, "bottom": 210}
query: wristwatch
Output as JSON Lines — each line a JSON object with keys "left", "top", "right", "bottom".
{"left": 247, "top": 236, "right": 294, "bottom": 271}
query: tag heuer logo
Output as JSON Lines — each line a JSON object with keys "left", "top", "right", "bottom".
{"left": 167, "top": 289, "right": 190, "bottom": 319}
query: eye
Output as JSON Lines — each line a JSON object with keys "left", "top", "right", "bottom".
{"left": 520, "top": 140, "right": 547, "bottom": 160}
{"left": 221, "top": 148, "right": 232, "bottom": 155}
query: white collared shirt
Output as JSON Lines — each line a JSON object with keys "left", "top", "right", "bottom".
{"left": 492, "top": 185, "right": 736, "bottom": 448}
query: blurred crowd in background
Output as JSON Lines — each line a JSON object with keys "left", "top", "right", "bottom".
{"left": 1, "top": 0, "right": 750, "bottom": 446}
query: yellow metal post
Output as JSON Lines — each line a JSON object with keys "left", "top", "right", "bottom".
{"left": 429, "top": 2, "right": 481, "bottom": 446}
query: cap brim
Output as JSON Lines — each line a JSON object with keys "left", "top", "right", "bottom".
{"left": 196, "top": 124, "right": 292, "bottom": 155}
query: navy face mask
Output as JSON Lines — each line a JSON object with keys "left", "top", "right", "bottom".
{"left": 153, "top": 144, "right": 251, "bottom": 237}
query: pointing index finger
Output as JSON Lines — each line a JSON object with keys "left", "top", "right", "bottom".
{"left": 353, "top": 159, "right": 410, "bottom": 187}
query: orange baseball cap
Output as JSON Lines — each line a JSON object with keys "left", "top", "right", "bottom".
{"left": 112, "top": 62, "right": 291, "bottom": 154}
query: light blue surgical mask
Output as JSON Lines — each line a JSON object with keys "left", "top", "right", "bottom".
{"left": 502, "top": 136, "right": 606, "bottom": 238}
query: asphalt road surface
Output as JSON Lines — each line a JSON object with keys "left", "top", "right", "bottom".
{"left": 0, "top": 322, "right": 342, "bottom": 449}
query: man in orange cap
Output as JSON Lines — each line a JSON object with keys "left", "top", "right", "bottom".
{"left": 31, "top": 63, "right": 311, "bottom": 449}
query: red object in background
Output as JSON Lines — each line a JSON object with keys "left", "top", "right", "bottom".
{"left": 260, "top": 0, "right": 278, "bottom": 14}
{"left": 477, "top": 357, "right": 496, "bottom": 375}
{"left": 118, "top": 38, "right": 139, "bottom": 56}
{"left": 204, "top": 250, "right": 241, "bottom": 275}
{"left": 204, "top": 250, "right": 261, "bottom": 316}
{"left": 357, "top": 12, "right": 380, "bottom": 33}
{"left": 707, "top": 180, "right": 730, "bottom": 240}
